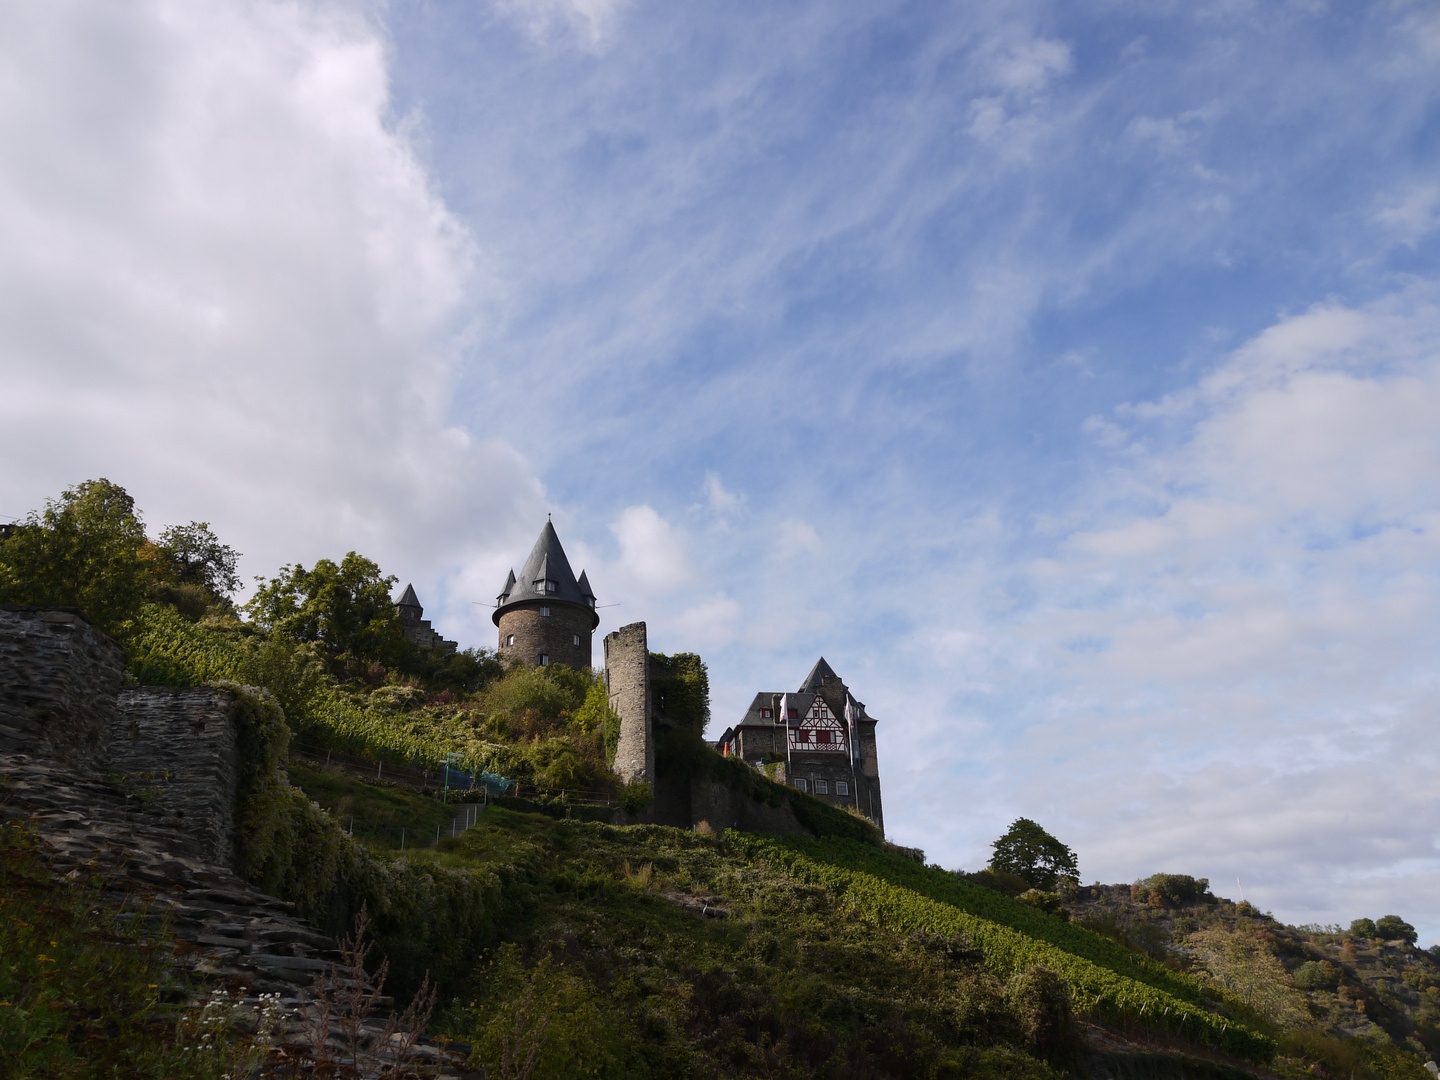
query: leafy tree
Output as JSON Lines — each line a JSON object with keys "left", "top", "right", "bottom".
{"left": 1349, "top": 918, "right": 1377, "bottom": 940}
{"left": 1373, "top": 915, "right": 1417, "bottom": 944}
{"left": 157, "top": 522, "right": 240, "bottom": 597}
{"left": 1137, "top": 873, "right": 1211, "bottom": 908}
{"left": 0, "top": 479, "right": 149, "bottom": 633}
{"left": 989, "top": 818, "right": 1079, "bottom": 892}
{"left": 649, "top": 652, "right": 709, "bottom": 732}
{"left": 243, "top": 553, "right": 409, "bottom": 665}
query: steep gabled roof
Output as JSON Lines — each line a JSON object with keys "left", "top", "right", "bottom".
{"left": 493, "top": 520, "right": 599, "bottom": 628}
{"left": 396, "top": 583, "right": 421, "bottom": 611}
{"left": 577, "top": 570, "right": 595, "bottom": 601}
{"left": 799, "top": 657, "right": 839, "bottom": 692}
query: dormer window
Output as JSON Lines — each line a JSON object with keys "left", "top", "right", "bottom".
{"left": 587, "top": 597, "right": 596, "bottom": 608}
{"left": 534, "top": 579, "right": 556, "bottom": 594}
{"left": 760, "top": 708, "right": 773, "bottom": 719}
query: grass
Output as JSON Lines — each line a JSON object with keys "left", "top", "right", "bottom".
{"left": 287, "top": 759, "right": 477, "bottom": 850}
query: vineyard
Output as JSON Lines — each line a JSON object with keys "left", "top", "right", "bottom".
{"left": 731, "top": 834, "right": 1275, "bottom": 1063}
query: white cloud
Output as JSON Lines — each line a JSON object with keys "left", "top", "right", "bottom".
{"left": 608, "top": 504, "right": 695, "bottom": 595}
{"left": 702, "top": 471, "right": 744, "bottom": 518}
{"left": 0, "top": 1, "right": 545, "bottom": 645}
{"left": 493, "top": 0, "right": 631, "bottom": 51}
{"left": 1374, "top": 184, "right": 1440, "bottom": 246}
{"left": 774, "top": 520, "right": 822, "bottom": 560}
{"left": 998, "top": 286, "right": 1440, "bottom": 935}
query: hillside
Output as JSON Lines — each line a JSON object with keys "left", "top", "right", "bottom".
{"left": 3, "top": 480, "right": 1437, "bottom": 1079}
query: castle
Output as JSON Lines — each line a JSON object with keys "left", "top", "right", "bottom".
{"left": 472, "top": 520, "right": 887, "bottom": 834}
{"left": 713, "top": 657, "right": 884, "bottom": 833}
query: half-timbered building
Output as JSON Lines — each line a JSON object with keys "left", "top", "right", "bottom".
{"left": 713, "top": 658, "right": 884, "bottom": 833}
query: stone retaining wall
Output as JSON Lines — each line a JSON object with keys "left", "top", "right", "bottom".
{"left": 110, "top": 687, "right": 242, "bottom": 865}
{"left": 0, "top": 607, "right": 126, "bottom": 766}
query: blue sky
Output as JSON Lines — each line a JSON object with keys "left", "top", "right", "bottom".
{"left": 2, "top": 0, "right": 1439, "bottom": 940}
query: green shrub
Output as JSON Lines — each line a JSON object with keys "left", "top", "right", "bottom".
{"left": 1374, "top": 915, "right": 1418, "bottom": 944}
{"left": 1137, "top": 873, "right": 1211, "bottom": 908}
{"left": 1351, "top": 917, "right": 1378, "bottom": 939}
{"left": 1293, "top": 960, "right": 1342, "bottom": 991}
{"left": 1005, "top": 965, "right": 1082, "bottom": 1065}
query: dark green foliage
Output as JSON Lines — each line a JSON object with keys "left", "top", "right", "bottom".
{"left": 649, "top": 651, "right": 709, "bottom": 731}
{"left": 223, "top": 681, "right": 500, "bottom": 1002}
{"left": 989, "top": 818, "right": 1079, "bottom": 891}
{"left": 1005, "top": 965, "right": 1083, "bottom": 1066}
{"left": 1351, "top": 917, "right": 1378, "bottom": 939}
{"left": 1373, "top": 915, "right": 1418, "bottom": 944}
{"left": 966, "top": 867, "right": 1033, "bottom": 897}
{"left": 433, "top": 809, "right": 1064, "bottom": 1080}
{"left": 244, "top": 552, "right": 411, "bottom": 667}
{"left": 156, "top": 521, "right": 240, "bottom": 597}
{"left": 0, "top": 478, "right": 151, "bottom": 634}
{"left": 1293, "top": 960, "right": 1342, "bottom": 990}
{"left": 1138, "top": 873, "right": 1212, "bottom": 908}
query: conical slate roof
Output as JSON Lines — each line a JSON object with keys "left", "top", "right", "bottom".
{"left": 493, "top": 520, "right": 598, "bottom": 628}
{"left": 396, "top": 583, "right": 422, "bottom": 611}
{"left": 799, "top": 657, "right": 839, "bottom": 692}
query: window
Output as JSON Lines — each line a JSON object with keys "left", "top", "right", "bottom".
{"left": 836, "top": 781, "right": 849, "bottom": 796}
{"left": 540, "top": 653, "right": 550, "bottom": 666}
{"left": 587, "top": 597, "right": 596, "bottom": 608}
{"left": 760, "top": 708, "right": 772, "bottom": 719}
{"left": 540, "top": 606, "right": 550, "bottom": 616}
{"left": 814, "top": 780, "right": 829, "bottom": 795}
{"left": 793, "top": 778, "right": 808, "bottom": 792}
{"left": 787, "top": 708, "right": 799, "bottom": 720}
{"left": 505, "top": 634, "right": 515, "bottom": 646}
{"left": 572, "top": 634, "right": 580, "bottom": 646}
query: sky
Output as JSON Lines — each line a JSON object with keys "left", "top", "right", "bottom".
{"left": 2, "top": 0, "right": 1438, "bottom": 941}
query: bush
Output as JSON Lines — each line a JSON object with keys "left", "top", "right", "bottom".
{"left": 1374, "top": 915, "right": 1418, "bottom": 944}
{"left": 1135, "top": 873, "right": 1211, "bottom": 908}
{"left": 1293, "top": 960, "right": 1342, "bottom": 990}
{"left": 1351, "top": 917, "right": 1378, "bottom": 939}
{"left": 1005, "top": 965, "right": 1081, "bottom": 1065}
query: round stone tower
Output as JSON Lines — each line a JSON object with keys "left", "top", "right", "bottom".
{"left": 493, "top": 519, "right": 598, "bottom": 670}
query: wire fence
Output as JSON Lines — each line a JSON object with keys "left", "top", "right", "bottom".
{"left": 288, "top": 741, "right": 616, "bottom": 807}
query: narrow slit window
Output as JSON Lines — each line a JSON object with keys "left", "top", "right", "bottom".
{"left": 505, "top": 634, "right": 515, "bottom": 646}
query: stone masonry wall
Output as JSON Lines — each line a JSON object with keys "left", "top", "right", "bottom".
{"left": 0, "top": 607, "right": 126, "bottom": 766}
{"left": 109, "top": 688, "right": 242, "bottom": 866}
{"left": 605, "top": 621, "right": 652, "bottom": 786}
{"left": 497, "top": 602, "right": 593, "bottom": 670}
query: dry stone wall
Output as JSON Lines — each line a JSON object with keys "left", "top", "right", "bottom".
{"left": 109, "top": 687, "right": 242, "bottom": 866}
{"left": 0, "top": 607, "right": 126, "bottom": 766}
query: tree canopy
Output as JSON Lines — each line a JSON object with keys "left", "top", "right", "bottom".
{"left": 989, "top": 818, "right": 1079, "bottom": 892}
{"left": 0, "top": 478, "right": 150, "bottom": 633}
{"left": 243, "top": 553, "right": 409, "bottom": 664}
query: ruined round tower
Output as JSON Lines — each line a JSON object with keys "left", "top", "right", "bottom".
{"left": 493, "top": 519, "right": 598, "bottom": 669}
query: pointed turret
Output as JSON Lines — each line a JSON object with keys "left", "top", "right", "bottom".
{"left": 494, "top": 520, "right": 599, "bottom": 669}
{"left": 396, "top": 583, "right": 422, "bottom": 614}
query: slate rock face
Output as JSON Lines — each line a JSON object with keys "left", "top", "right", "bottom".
{"left": 0, "top": 607, "right": 126, "bottom": 766}
{"left": 0, "top": 606, "right": 471, "bottom": 1075}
